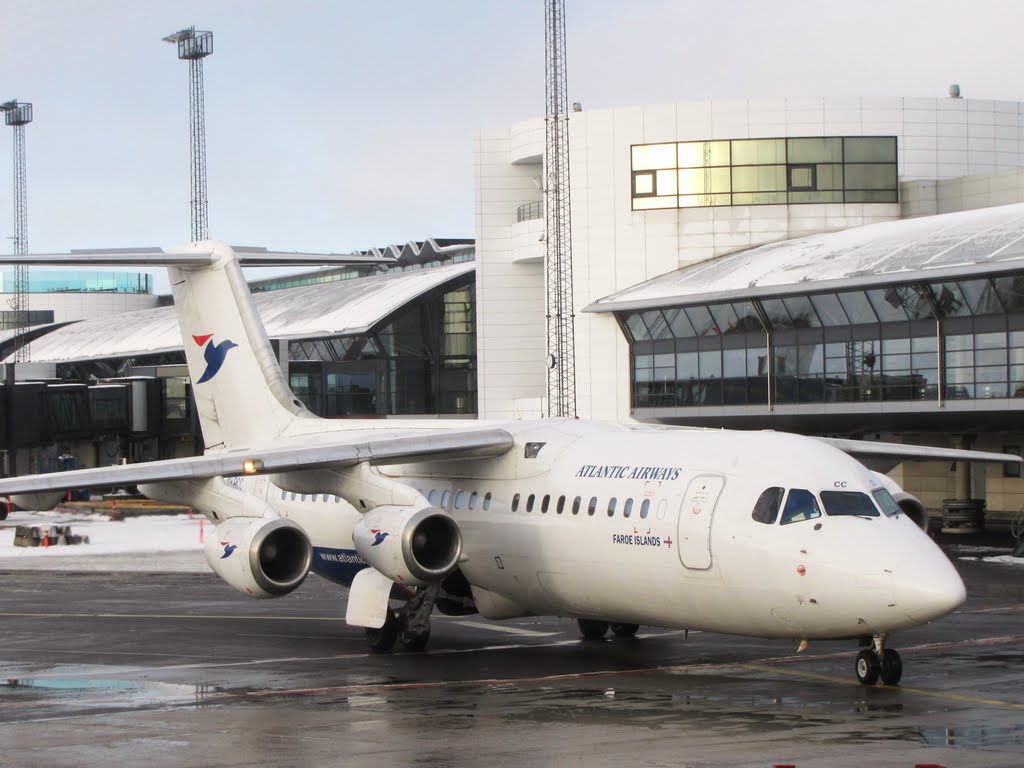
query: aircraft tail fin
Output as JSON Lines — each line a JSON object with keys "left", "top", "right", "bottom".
{"left": 168, "top": 242, "right": 310, "bottom": 451}
{"left": 0, "top": 242, "right": 396, "bottom": 451}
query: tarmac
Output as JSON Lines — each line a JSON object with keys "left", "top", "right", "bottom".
{"left": 0, "top": 532, "right": 1021, "bottom": 767}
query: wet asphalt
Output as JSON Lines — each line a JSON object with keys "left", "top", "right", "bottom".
{"left": 0, "top": 556, "right": 1021, "bottom": 767}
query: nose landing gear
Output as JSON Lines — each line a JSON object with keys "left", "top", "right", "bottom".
{"left": 855, "top": 634, "right": 902, "bottom": 686}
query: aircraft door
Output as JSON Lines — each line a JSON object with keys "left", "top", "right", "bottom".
{"left": 677, "top": 475, "right": 725, "bottom": 570}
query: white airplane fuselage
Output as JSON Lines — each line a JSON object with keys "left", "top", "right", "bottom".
{"left": 228, "top": 419, "right": 964, "bottom": 641}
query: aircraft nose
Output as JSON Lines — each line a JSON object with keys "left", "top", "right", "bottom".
{"left": 896, "top": 553, "right": 967, "bottom": 623}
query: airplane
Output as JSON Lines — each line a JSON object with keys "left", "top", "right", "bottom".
{"left": 0, "top": 240, "right": 1017, "bottom": 687}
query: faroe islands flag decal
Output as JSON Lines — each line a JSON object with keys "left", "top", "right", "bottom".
{"left": 193, "top": 334, "right": 239, "bottom": 384}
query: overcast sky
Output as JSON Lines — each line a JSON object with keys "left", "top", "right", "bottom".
{"left": 2, "top": 0, "right": 1024, "bottom": 292}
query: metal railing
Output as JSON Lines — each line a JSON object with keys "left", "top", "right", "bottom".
{"left": 516, "top": 201, "right": 543, "bottom": 223}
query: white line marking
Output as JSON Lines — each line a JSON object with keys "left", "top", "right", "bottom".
{"left": 450, "top": 620, "right": 558, "bottom": 637}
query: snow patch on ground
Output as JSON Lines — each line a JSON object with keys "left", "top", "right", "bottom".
{"left": 959, "top": 555, "right": 1024, "bottom": 566}
{"left": 0, "top": 510, "right": 208, "bottom": 572}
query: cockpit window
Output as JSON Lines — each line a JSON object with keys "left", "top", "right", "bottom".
{"left": 820, "top": 491, "right": 880, "bottom": 517}
{"left": 872, "top": 488, "right": 902, "bottom": 517}
{"left": 751, "top": 487, "right": 784, "bottom": 524}
{"left": 780, "top": 489, "right": 822, "bottom": 525}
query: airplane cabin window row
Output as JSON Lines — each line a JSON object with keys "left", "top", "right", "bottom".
{"left": 509, "top": 492, "right": 652, "bottom": 519}
{"left": 751, "top": 485, "right": 902, "bottom": 525}
{"left": 281, "top": 490, "right": 344, "bottom": 503}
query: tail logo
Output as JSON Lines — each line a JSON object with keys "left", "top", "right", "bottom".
{"left": 220, "top": 541, "right": 238, "bottom": 559}
{"left": 193, "top": 334, "right": 239, "bottom": 384}
{"left": 370, "top": 529, "right": 389, "bottom": 546}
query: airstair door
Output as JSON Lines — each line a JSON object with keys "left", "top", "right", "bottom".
{"left": 677, "top": 475, "right": 725, "bottom": 570}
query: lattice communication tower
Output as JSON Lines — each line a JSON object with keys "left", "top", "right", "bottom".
{"left": 163, "top": 27, "right": 213, "bottom": 242}
{"left": 544, "top": 0, "right": 576, "bottom": 417}
{"left": 1, "top": 100, "right": 33, "bottom": 362}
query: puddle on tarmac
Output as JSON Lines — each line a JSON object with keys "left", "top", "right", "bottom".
{"left": 1, "top": 676, "right": 225, "bottom": 711}
{"left": 920, "top": 724, "right": 1024, "bottom": 749}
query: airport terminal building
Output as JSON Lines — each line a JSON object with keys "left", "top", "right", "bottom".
{"left": 5, "top": 93, "right": 1024, "bottom": 524}
{"left": 474, "top": 94, "right": 1024, "bottom": 522}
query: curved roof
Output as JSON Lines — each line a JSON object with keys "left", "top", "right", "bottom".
{"left": 587, "top": 202, "right": 1024, "bottom": 313}
{"left": 12, "top": 262, "right": 474, "bottom": 364}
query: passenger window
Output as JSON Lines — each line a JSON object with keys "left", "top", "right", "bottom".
{"left": 428, "top": 489, "right": 439, "bottom": 505}
{"left": 335, "top": 495, "right": 341, "bottom": 503}
{"left": 623, "top": 498, "right": 633, "bottom": 518}
{"left": 526, "top": 494, "right": 535, "bottom": 512}
{"left": 820, "top": 491, "right": 879, "bottom": 517}
{"left": 290, "top": 492, "right": 296, "bottom": 501}
{"left": 483, "top": 492, "right": 492, "bottom": 510}
{"left": 323, "top": 494, "right": 329, "bottom": 503}
{"left": 780, "top": 489, "right": 822, "bottom": 525}
{"left": 441, "top": 490, "right": 451, "bottom": 508}
{"left": 512, "top": 493, "right": 520, "bottom": 511}
{"left": 751, "top": 487, "right": 785, "bottom": 524}
{"left": 557, "top": 495, "right": 566, "bottom": 514}
{"left": 572, "top": 496, "right": 581, "bottom": 515}
{"left": 301, "top": 494, "right": 307, "bottom": 502}
{"left": 468, "top": 492, "right": 478, "bottom": 510}
{"left": 640, "top": 499, "right": 651, "bottom": 519}
{"left": 311, "top": 494, "right": 318, "bottom": 502}
{"left": 872, "top": 488, "right": 901, "bottom": 517}
{"left": 454, "top": 491, "right": 465, "bottom": 509}
{"left": 588, "top": 497, "right": 598, "bottom": 516}
{"left": 541, "top": 494, "right": 550, "bottom": 513}
{"left": 607, "top": 497, "right": 617, "bottom": 517}
{"left": 281, "top": 490, "right": 286, "bottom": 501}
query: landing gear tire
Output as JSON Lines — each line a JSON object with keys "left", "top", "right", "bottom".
{"left": 879, "top": 648, "right": 903, "bottom": 686}
{"left": 610, "top": 623, "right": 639, "bottom": 638}
{"left": 365, "top": 609, "right": 398, "bottom": 653}
{"left": 398, "top": 622, "right": 431, "bottom": 652}
{"left": 855, "top": 649, "right": 881, "bottom": 685}
{"left": 577, "top": 619, "right": 609, "bottom": 640}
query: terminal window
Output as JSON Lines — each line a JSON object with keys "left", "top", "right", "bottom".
{"left": 631, "top": 136, "right": 897, "bottom": 210}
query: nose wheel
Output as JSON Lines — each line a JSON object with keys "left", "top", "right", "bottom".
{"left": 855, "top": 636, "right": 902, "bottom": 686}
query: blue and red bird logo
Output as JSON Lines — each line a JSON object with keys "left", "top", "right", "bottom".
{"left": 193, "top": 333, "right": 239, "bottom": 384}
{"left": 220, "top": 541, "right": 238, "bottom": 559}
{"left": 370, "top": 529, "right": 389, "bottom": 546}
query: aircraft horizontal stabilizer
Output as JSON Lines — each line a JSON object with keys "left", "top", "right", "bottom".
{"left": 0, "top": 245, "right": 396, "bottom": 268}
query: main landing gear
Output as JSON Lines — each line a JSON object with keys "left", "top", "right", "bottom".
{"left": 577, "top": 619, "right": 640, "bottom": 640}
{"left": 365, "top": 585, "right": 438, "bottom": 653}
{"left": 855, "top": 634, "right": 903, "bottom": 686}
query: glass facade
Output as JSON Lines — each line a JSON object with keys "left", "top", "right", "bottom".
{"left": 631, "top": 136, "right": 897, "bottom": 210}
{"left": 625, "top": 275, "right": 1024, "bottom": 409}
{"left": 0, "top": 270, "right": 152, "bottom": 294}
{"left": 288, "top": 278, "right": 477, "bottom": 417}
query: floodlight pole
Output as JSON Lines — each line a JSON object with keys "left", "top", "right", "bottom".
{"left": 163, "top": 27, "right": 213, "bottom": 242}
{"left": 0, "top": 99, "right": 33, "bottom": 363}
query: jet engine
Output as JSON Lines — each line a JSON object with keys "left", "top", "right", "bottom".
{"left": 352, "top": 505, "right": 462, "bottom": 586}
{"left": 205, "top": 516, "right": 313, "bottom": 598}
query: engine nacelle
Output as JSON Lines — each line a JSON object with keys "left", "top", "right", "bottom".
{"left": 205, "top": 516, "right": 313, "bottom": 598}
{"left": 352, "top": 505, "right": 462, "bottom": 586}
{"left": 870, "top": 471, "right": 929, "bottom": 531}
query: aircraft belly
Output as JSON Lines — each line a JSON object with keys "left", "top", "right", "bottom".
{"left": 460, "top": 517, "right": 728, "bottom": 627}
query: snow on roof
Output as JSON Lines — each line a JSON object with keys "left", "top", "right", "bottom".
{"left": 9, "top": 262, "right": 474, "bottom": 364}
{"left": 586, "top": 203, "right": 1024, "bottom": 313}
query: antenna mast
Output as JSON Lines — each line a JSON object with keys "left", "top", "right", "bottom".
{"left": 163, "top": 27, "right": 213, "bottom": 242}
{"left": 1, "top": 100, "right": 33, "bottom": 362}
{"left": 543, "top": 0, "right": 576, "bottom": 417}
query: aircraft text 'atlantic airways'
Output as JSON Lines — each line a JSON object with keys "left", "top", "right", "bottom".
{"left": 574, "top": 465, "right": 683, "bottom": 481}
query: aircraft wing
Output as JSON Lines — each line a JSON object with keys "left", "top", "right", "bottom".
{"left": 816, "top": 436, "right": 1020, "bottom": 465}
{"left": 0, "top": 427, "right": 514, "bottom": 496}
